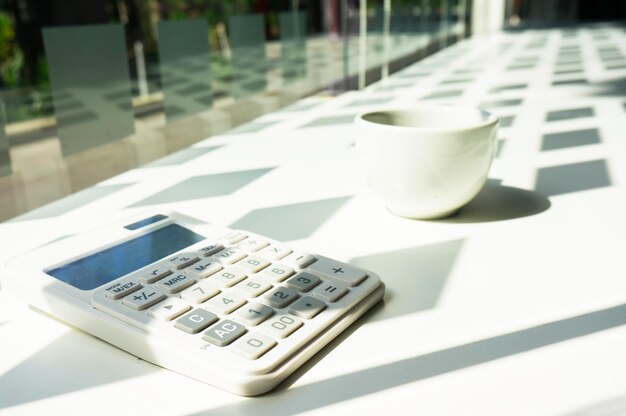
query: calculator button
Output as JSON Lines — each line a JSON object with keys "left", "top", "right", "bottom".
{"left": 155, "top": 273, "right": 195, "bottom": 294}
{"left": 203, "top": 319, "right": 247, "bottom": 347}
{"left": 210, "top": 267, "right": 248, "bottom": 288}
{"left": 233, "top": 302, "right": 274, "bottom": 326}
{"left": 220, "top": 231, "right": 248, "bottom": 245}
{"left": 184, "top": 259, "right": 222, "bottom": 279}
{"left": 198, "top": 243, "right": 224, "bottom": 257}
{"left": 148, "top": 297, "right": 191, "bottom": 321}
{"left": 260, "top": 264, "right": 295, "bottom": 282}
{"left": 175, "top": 308, "right": 218, "bottom": 334}
{"left": 285, "top": 272, "right": 321, "bottom": 292}
{"left": 140, "top": 265, "right": 172, "bottom": 284}
{"left": 261, "top": 287, "right": 299, "bottom": 309}
{"left": 122, "top": 288, "right": 165, "bottom": 311}
{"left": 180, "top": 280, "right": 220, "bottom": 304}
{"left": 238, "top": 238, "right": 269, "bottom": 253}
{"left": 104, "top": 280, "right": 141, "bottom": 300}
{"left": 261, "top": 314, "right": 303, "bottom": 339}
{"left": 234, "top": 255, "right": 270, "bottom": 273}
{"left": 308, "top": 259, "right": 367, "bottom": 287}
{"left": 257, "top": 245, "right": 292, "bottom": 261}
{"left": 282, "top": 252, "right": 317, "bottom": 269}
{"left": 311, "top": 281, "right": 348, "bottom": 302}
{"left": 232, "top": 332, "right": 277, "bottom": 360}
{"left": 212, "top": 247, "right": 247, "bottom": 265}
{"left": 233, "top": 276, "right": 272, "bottom": 297}
{"left": 288, "top": 296, "right": 326, "bottom": 319}
{"left": 205, "top": 292, "right": 247, "bottom": 315}
{"left": 167, "top": 252, "right": 200, "bottom": 270}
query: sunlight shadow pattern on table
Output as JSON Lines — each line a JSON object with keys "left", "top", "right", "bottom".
{"left": 229, "top": 196, "right": 352, "bottom": 242}
{"left": 223, "top": 120, "right": 279, "bottom": 135}
{"left": 128, "top": 167, "right": 274, "bottom": 207}
{"left": 546, "top": 107, "right": 594, "bottom": 122}
{"left": 10, "top": 184, "right": 131, "bottom": 222}
{"left": 351, "top": 239, "right": 464, "bottom": 322}
{"left": 0, "top": 332, "right": 158, "bottom": 409}
{"left": 541, "top": 128, "right": 601, "bottom": 151}
{"left": 299, "top": 114, "right": 358, "bottom": 129}
{"left": 143, "top": 146, "right": 220, "bottom": 168}
{"left": 535, "top": 159, "right": 611, "bottom": 197}
{"left": 200, "top": 302, "right": 626, "bottom": 416}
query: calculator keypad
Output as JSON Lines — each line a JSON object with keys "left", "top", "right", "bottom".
{"left": 93, "top": 228, "right": 379, "bottom": 368}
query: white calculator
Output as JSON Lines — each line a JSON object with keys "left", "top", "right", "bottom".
{"left": 1, "top": 211, "right": 385, "bottom": 396}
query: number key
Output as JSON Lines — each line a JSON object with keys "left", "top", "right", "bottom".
{"left": 235, "top": 255, "right": 270, "bottom": 274}
{"left": 180, "top": 280, "right": 220, "bottom": 304}
{"left": 234, "top": 276, "right": 272, "bottom": 297}
{"left": 260, "top": 264, "right": 295, "bottom": 282}
{"left": 232, "top": 332, "right": 277, "bottom": 360}
{"left": 285, "top": 272, "right": 321, "bottom": 292}
{"left": 233, "top": 302, "right": 274, "bottom": 326}
{"left": 210, "top": 267, "right": 247, "bottom": 288}
{"left": 261, "top": 286, "right": 299, "bottom": 308}
{"left": 261, "top": 314, "right": 303, "bottom": 339}
{"left": 205, "top": 291, "right": 247, "bottom": 315}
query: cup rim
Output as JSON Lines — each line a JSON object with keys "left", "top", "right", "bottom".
{"left": 355, "top": 104, "right": 499, "bottom": 134}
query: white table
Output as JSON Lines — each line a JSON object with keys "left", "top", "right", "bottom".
{"left": 2, "top": 25, "right": 626, "bottom": 415}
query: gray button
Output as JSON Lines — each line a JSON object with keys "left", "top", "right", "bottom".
{"left": 203, "top": 319, "right": 247, "bottom": 347}
{"left": 105, "top": 280, "right": 141, "bottom": 300}
{"left": 155, "top": 273, "right": 195, "bottom": 294}
{"left": 122, "top": 288, "right": 165, "bottom": 310}
{"left": 234, "top": 302, "right": 274, "bottom": 326}
{"left": 309, "top": 258, "right": 367, "bottom": 287}
{"left": 288, "top": 296, "right": 326, "bottom": 319}
{"left": 167, "top": 252, "right": 199, "bottom": 270}
{"left": 175, "top": 308, "right": 218, "bottom": 334}
{"left": 311, "top": 281, "right": 348, "bottom": 302}
{"left": 285, "top": 272, "right": 321, "bottom": 292}
{"left": 261, "top": 286, "right": 299, "bottom": 308}
{"left": 140, "top": 265, "right": 172, "bottom": 284}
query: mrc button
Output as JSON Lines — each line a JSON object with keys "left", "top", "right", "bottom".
{"left": 105, "top": 280, "right": 141, "bottom": 300}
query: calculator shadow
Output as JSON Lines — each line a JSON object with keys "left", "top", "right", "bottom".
{"left": 196, "top": 302, "right": 626, "bottom": 415}
{"left": 0, "top": 314, "right": 158, "bottom": 409}
{"left": 435, "top": 179, "right": 551, "bottom": 223}
{"left": 350, "top": 240, "right": 465, "bottom": 322}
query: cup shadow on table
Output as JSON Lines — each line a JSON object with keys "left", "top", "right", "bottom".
{"left": 434, "top": 178, "right": 551, "bottom": 223}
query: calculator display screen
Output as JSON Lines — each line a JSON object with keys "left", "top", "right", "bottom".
{"left": 47, "top": 224, "right": 205, "bottom": 290}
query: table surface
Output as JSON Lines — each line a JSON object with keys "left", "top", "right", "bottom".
{"left": 2, "top": 25, "right": 626, "bottom": 415}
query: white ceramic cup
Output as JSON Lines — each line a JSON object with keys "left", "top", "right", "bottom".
{"left": 355, "top": 105, "right": 499, "bottom": 219}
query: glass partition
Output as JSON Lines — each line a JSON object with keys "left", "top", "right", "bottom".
{"left": 157, "top": 19, "right": 213, "bottom": 122}
{"left": 42, "top": 24, "right": 135, "bottom": 156}
{"left": 0, "top": 0, "right": 472, "bottom": 221}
